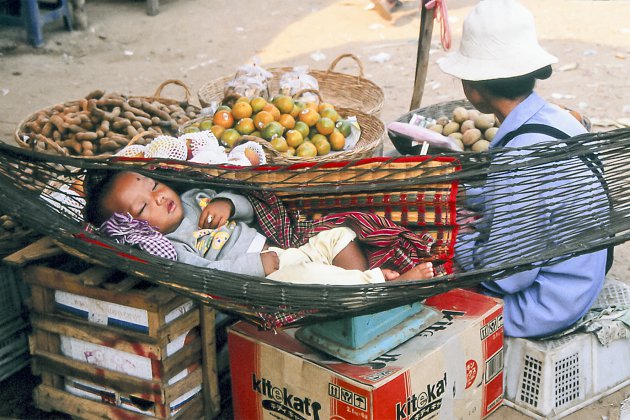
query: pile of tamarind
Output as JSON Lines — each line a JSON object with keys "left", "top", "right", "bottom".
{"left": 16, "top": 89, "right": 200, "bottom": 157}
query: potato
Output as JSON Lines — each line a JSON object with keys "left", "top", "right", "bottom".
{"left": 462, "top": 128, "right": 482, "bottom": 146}
{"left": 467, "top": 109, "right": 480, "bottom": 121}
{"left": 460, "top": 119, "right": 476, "bottom": 134}
{"left": 442, "top": 121, "right": 460, "bottom": 136}
{"left": 485, "top": 127, "right": 499, "bottom": 142}
{"left": 436, "top": 115, "right": 450, "bottom": 126}
{"left": 428, "top": 124, "right": 444, "bottom": 134}
{"left": 472, "top": 139, "right": 490, "bottom": 152}
{"left": 447, "top": 132, "right": 463, "bottom": 140}
{"left": 474, "top": 114, "right": 495, "bottom": 131}
{"left": 452, "top": 107, "right": 469, "bottom": 124}
{"left": 450, "top": 136, "right": 464, "bottom": 151}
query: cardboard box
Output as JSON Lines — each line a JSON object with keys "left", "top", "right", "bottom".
{"left": 228, "top": 288, "right": 504, "bottom": 420}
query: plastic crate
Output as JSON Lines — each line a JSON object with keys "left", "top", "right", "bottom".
{"left": 503, "top": 279, "right": 630, "bottom": 419}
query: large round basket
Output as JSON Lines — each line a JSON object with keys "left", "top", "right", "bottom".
{"left": 14, "top": 79, "right": 201, "bottom": 158}
{"left": 197, "top": 53, "right": 384, "bottom": 116}
{"left": 388, "top": 99, "right": 473, "bottom": 155}
{"left": 238, "top": 108, "right": 384, "bottom": 165}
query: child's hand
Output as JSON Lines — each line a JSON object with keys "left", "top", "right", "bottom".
{"left": 261, "top": 251, "right": 280, "bottom": 276}
{"left": 199, "top": 198, "right": 234, "bottom": 229}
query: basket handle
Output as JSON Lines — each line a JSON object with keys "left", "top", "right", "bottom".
{"left": 292, "top": 88, "right": 324, "bottom": 103}
{"left": 127, "top": 130, "right": 160, "bottom": 148}
{"left": 36, "top": 134, "right": 69, "bottom": 156}
{"left": 153, "top": 79, "right": 192, "bottom": 104}
{"left": 325, "top": 53, "right": 365, "bottom": 81}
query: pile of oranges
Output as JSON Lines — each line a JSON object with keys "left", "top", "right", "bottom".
{"left": 183, "top": 95, "right": 353, "bottom": 158}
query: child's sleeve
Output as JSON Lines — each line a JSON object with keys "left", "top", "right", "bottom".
{"left": 215, "top": 191, "right": 255, "bottom": 223}
{"left": 173, "top": 241, "right": 266, "bottom": 277}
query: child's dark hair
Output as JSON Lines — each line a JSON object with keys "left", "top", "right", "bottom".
{"left": 83, "top": 170, "right": 124, "bottom": 226}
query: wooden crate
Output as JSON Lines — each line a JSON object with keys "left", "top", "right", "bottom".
{"left": 4, "top": 238, "right": 221, "bottom": 419}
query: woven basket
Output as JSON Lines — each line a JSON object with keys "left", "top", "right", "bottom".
{"left": 14, "top": 79, "right": 201, "bottom": 158}
{"left": 389, "top": 99, "right": 473, "bottom": 155}
{"left": 197, "top": 53, "right": 384, "bottom": 115}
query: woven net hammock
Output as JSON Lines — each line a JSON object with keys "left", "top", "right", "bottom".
{"left": 1, "top": 127, "right": 629, "bottom": 328}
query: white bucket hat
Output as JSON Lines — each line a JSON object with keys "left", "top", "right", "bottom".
{"left": 438, "top": 0, "right": 558, "bottom": 81}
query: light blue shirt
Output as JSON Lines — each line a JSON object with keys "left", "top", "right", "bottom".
{"left": 455, "top": 93, "right": 607, "bottom": 338}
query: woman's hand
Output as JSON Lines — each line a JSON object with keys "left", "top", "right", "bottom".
{"left": 261, "top": 251, "right": 280, "bottom": 276}
{"left": 199, "top": 198, "right": 234, "bottom": 229}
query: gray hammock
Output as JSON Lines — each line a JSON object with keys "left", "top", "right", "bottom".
{"left": 0, "top": 127, "right": 628, "bottom": 328}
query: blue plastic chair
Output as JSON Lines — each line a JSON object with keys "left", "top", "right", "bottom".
{"left": 0, "top": 0, "right": 73, "bottom": 47}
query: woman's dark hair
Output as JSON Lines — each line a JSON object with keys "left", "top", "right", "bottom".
{"left": 83, "top": 170, "right": 125, "bottom": 226}
{"left": 469, "top": 65, "right": 553, "bottom": 99}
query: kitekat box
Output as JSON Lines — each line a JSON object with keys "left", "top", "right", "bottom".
{"left": 228, "top": 288, "right": 504, "bottom": 420}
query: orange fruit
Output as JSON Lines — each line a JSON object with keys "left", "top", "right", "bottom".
{"left": 328, "top": 128, "right": 346, "bottom": 151}
{"left": 294, "top": 121, "right": 310, "bottom": 139}
{"left": 210, "top": 124, "right": 225, "bottom": 139}
{"left": 272, "top": 95, "right": 295, "bottom": 115}
{"left": 298, "top": 108, "right": 320, "bottom": 127}
{"left": 250, "top": 130, "right": 262, "bottom": 138}
{"left": 270, "top": 136, "right": 289, "bottom": 153}
{"left": 250, "top": 96, "right": 267, "bottom": 113}
{"left": 304, "top": 101, "right": 319, "bottom": 112}
{"left": 335, "top": 119, "right": 352, "bottom": 137}
{"left": 235, "top": 117, "right": 255, "bottom": 135}
{"left": 220, "top": 128, "right": 240, "bottom": 148}
{"left": 285, "top": 129, "right": 304, "bottom": 148}
{"left": 199, "top": 119, "right": 213, "bottom": 131}
{"left": 319, "top": 107, "right": 339, "bottom": 123}
{"left": 290, "top": 102, "right": 305, "bottom": 118}
{"left": 310, "top": 133, "right": 328, "bottom": 146}
{"left": 314, "top": 139, "right": 331, "bottom": 156}
{"left": 253, "top": 111, "right": 274, "bottom": 130}
{"left": 318, "top": 102, "right": 335, "bottom": 113}
{"left": 236, "top": 96, "right": 250, "bottom": 103}
{"left": 262, "top": 103, "right": 281, "bottom": 121}
{"left": 315, "top": 117, "right": 335, "bottom": 136}
{"left": 296, "top": 141, "right": 317, "bottom": 158}
{"left": 213, "top": 109, "right": 234, "bottom": 129}
{"left": 278, "top": 113, "right": 296, "bottom": 130}
{"left": 285, "top": 147, "right": 296, "bottom": 157}
{"left": 261, "top": 121, "right": 285, "bottom": 140}
{"left": 232, "top": 101, "right": 253, "bottom": 120}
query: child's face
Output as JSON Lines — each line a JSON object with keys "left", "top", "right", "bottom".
{"left": 103, "top": 172, "right": 184, "bottom": 234}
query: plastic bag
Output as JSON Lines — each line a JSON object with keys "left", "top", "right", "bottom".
{"left": 278, "top": 65, "right": 319, "bottom": 102}
{"left": 225, "top": 58, "right": 273, "bottom": 100}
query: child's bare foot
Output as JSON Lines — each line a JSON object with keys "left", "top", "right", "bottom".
{"left": 392, "top": 262, "right": 434, "bottom": 282}
{"left": 381, "top": 268, "right": 400, "bottom": 281}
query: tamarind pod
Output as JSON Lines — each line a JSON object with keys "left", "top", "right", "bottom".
{"left": 107, "top": 107, "right": 121, "bottom": 120}
{"left": 76, "top": 132, "right": 98, "bottom": 141}
{"left": 63, "top": 115, "right": 82, "bottom": 126}
{"left": 170, "top": 110, "right": 185, "bottom": 119}
{"left": 52, "top": 130, "right": 61, "bottom": 142}
{"left": 35, "top": 134, "right": 67, "bottom": 155}
{"left": 49, "top": 115, "right": 67, "bottom": 132}
{"left": 96, "top": 98, "right": 125, "bottom": 108}
{"left": 80, "top": 120, "right": 94, "bottom": 130}
{"left": 78, "top": 98, "right": 89, "bottom": 112}
{"left": 98, "top": 119, "right": 110, "bottom": 133}
{"left": 61, "top": 139, "right": 82, "bottom": 154}
{"left": 131, "top": 120, "right": 142, "bottom": 130}
{"left": 88, "top": 99, "right": 106, "bottom": 118}
{"left": 96, "top": 130, "right": 105, "bottom": 138}
{"left": 24, "top": 121, "right": 41, "bottom": 132}
{"left": 109, "top": 134, "right": 130, "bottom": 146}
{"left": 82, "top": 149, "right": 94, "bottom": 157}
{"left": 65, "top": 105, "right": 80, "bottom": 113}
{"left": 135, "top": 116, "right": 153, "bottom": 127}
{"left": 126, "top": 125, "right": 138, "bottom": 138}
{"left": 99, "top": 139, "right": 119, "bottom": 152}
{"left": 156, "top": 120, "right": 173, "bottom": 128}
{"left": 53, "top": 104, "right": 65, "bottom": 112}
{"left": 121, "top": 111, "right": 136, "bottom": 120}
{"left": 151, "top": 116, "right": 161, "bottom": 125}
{"left": 90, "top": 115, "right": 101, "bottom": 124}
{"left": 77, "top": 113, "right": 91, "bottom": 123}
{"left": 128, "top": 98, "right": 143, "bottom": 108}
{"left": 122, "top": 101, "right": 151, "bottom": 119}
{"left": 85, "top": 89, "right": 105, "bottom": 100}
{"left": 185, "top": 105, "right": 197, "bottom": 114}
{"left": 35, "top": 112, "right": 48, "bottom": 125}
{"left": 152, "top": 126, "right": 163, "bottom": 134}
{"left": 81, "top": 141, "right": 94, "bottom": 151}
{"left": 111, "top": 118, "right": 131, "bottom": 131}
{"left": 41, "top": 122, "right": 54, "bottom": 137}
{"left": 67, "top": 124, "right": 87, "bottom": 133}
{"left": 142, "top": 101, "right": 172, "bottom": 120}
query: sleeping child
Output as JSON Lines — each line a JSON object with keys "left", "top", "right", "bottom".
{"left": 83, "top": 170, "right": 435, "bottom": 285}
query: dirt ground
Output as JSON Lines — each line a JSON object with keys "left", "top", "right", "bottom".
{"left": 0, "top": 0, "right": 629, "bottom": 418}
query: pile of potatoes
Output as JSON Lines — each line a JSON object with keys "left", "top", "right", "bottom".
{"left": 427, "top": 106, "right": 500, "bottom": 152}
{"left": 16, "top": 90, "right": 200, "bottom": 157}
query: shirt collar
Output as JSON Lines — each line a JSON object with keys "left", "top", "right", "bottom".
{"left": 491, "top": 92, "right": 546, "bottom": 148}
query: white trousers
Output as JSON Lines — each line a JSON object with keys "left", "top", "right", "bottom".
{"left": 265, "top": 227, "right": 385, "bottom": 285}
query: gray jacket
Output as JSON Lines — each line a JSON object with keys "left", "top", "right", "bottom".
{"left": 166, "top": 188, "right": 265, "bottom": 276}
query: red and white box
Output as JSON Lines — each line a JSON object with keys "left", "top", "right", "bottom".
{"left": 228, "top": 288, "right": 504, "bottom": 420}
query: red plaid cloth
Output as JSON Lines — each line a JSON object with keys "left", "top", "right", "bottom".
{"left": 247, "top": 190, "right": 444, "bottom": 276}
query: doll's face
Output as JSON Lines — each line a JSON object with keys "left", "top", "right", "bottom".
{"left": 103, "top": 172, "right": 184, "bottom": 234}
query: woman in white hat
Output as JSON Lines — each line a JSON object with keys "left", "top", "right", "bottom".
{"left": 439, "top": 0, "right": 608, "bottom": 338}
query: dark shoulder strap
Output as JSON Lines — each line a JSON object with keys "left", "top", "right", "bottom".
{"left": 496, "top": 123, "right": 570, "bottom": 148}
{"left": 498, "top": 123, "right": 614, "bottom": 273}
